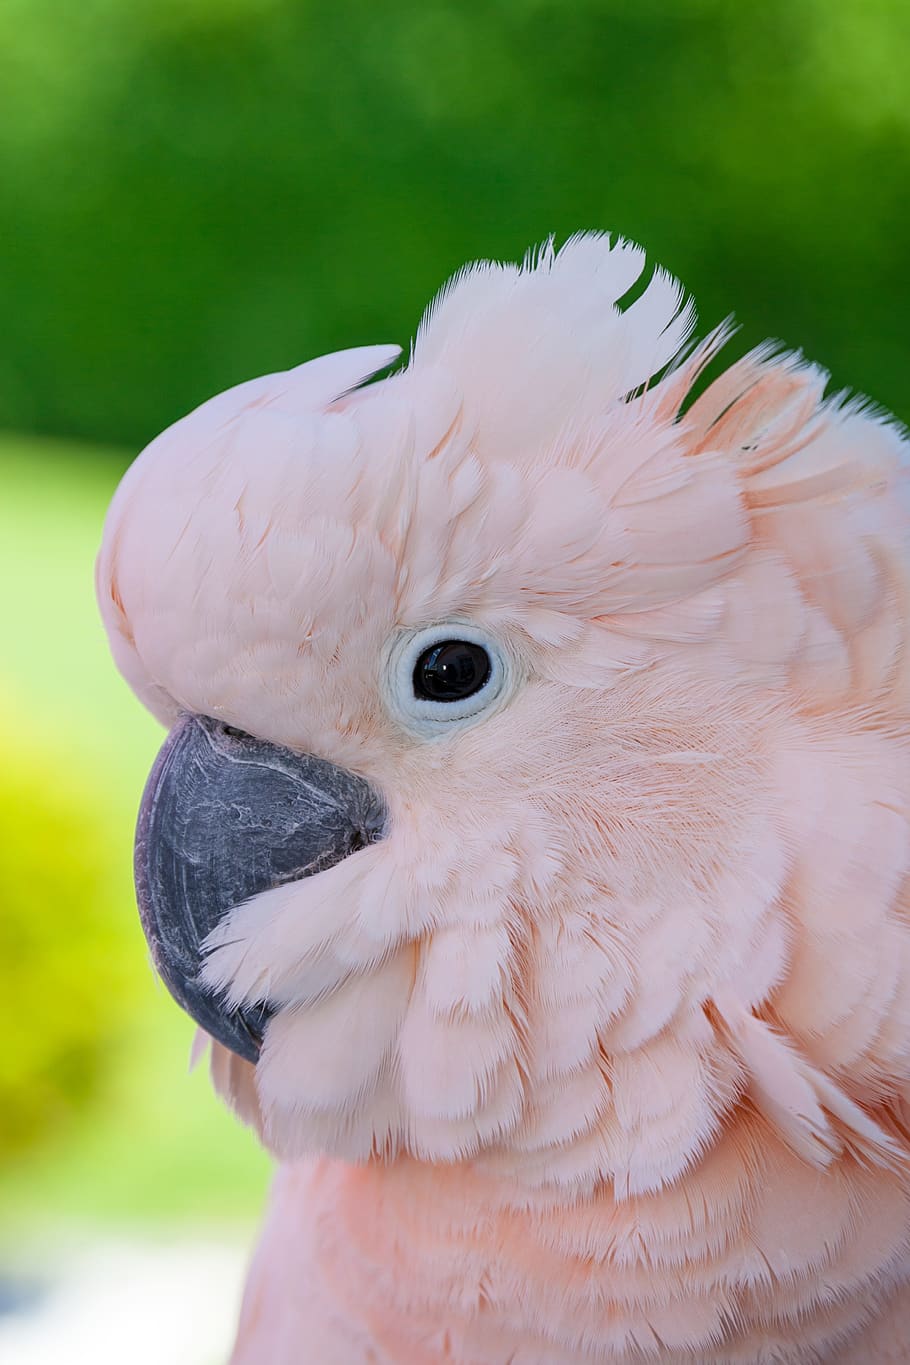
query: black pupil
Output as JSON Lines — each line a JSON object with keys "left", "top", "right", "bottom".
{"left": 413, "top": 640, "right": 492, "bottom": 702}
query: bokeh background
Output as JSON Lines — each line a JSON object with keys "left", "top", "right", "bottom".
{"left": 1, "top": 1, "right": 908, "bottom": 1360}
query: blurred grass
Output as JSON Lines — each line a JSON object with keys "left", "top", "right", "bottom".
{"left": 0, "top": 433, "right": 270, "bottom": 1234}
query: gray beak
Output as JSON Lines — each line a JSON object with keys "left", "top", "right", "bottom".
{"left": 134, "top": 713, "right": 386, "bottom": 1063}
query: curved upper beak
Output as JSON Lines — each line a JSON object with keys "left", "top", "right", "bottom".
{"left": 134, "top": 713, "right": 386, "bottom": 1063}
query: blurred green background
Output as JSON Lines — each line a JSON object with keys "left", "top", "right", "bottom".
{"left": 0, "top": 0, "right": 907, "bottom": 1345}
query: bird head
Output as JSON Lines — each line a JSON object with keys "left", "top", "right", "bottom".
{"left": 97, "top": 234, "right": 910, "bottom": 1197}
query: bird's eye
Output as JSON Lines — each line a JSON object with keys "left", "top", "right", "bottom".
{"left": 383, "top": 622, "right": 514, "bottom": 736}
{"left": 412, "top": 640, "right": 491, "bottom": 702}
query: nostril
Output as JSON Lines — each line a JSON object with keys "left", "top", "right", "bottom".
{"left": 221, "top": 725, "right": 249, "bottom": 740}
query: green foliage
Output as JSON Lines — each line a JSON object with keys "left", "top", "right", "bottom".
{"left": 0, "top": 713, "right": 133, "bottom": 1158}
{"left": 0, "top": 0, "right": 907, "bottom": 450}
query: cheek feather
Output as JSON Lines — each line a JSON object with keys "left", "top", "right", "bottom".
{"left": 418, "top": 921, "right": 513, "bottom": 1018}
{"left": 202, "top": 809, "right": 535, "bottom": 1163}
{"left": 256, "top": 949, "right": 415, "bottom": 1114}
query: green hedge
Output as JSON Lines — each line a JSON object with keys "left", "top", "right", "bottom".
{"left": 0, "top": 0, "right": 907, "bottom": 449}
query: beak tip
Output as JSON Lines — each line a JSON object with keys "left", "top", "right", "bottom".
{"left": 173, "top": 972, "right": 270, "bottom": 1065}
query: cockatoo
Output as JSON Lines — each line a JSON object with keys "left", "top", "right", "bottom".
{"left": 97, "top": 234, "right": 910, "bottom": 1363}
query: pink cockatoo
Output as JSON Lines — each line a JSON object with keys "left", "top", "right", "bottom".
{"left": 97, "top": 234, "right": 910, "bottom": 1363}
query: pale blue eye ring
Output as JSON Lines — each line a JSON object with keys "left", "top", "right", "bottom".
{"left": 383, "top": 622, "right": 513, "bottom": 735}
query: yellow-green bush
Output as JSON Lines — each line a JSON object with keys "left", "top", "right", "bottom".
{"left": 0, "top": 721, "right": 135, "bottom": 1158}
